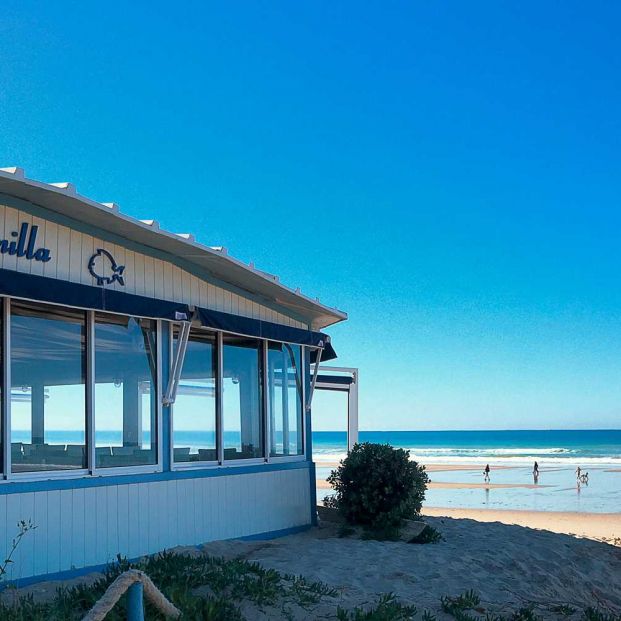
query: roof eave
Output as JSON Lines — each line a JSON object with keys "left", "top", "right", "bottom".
{"left": 0, "top": 167, "right": 347, "bottom": 330}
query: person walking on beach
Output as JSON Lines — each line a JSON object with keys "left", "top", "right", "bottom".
{"left": 484, "top": 464, "right": 490, "bottom": 483}
{"left": 533, "top": 460, "right": 539, "bottom": 483}
{"left": 576, "top": 466, "right": 581, "bottom": 480}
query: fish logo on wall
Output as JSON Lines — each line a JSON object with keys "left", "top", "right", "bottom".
{"left": 88, "top": 249, "right": 126, "bottom": 286}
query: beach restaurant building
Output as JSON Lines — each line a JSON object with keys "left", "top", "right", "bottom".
{"left": 0, "top": 167, "right": 346, "bottom": 583}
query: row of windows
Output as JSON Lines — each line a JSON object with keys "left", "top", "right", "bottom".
{"left": 0, "top": 298, "right": 304, "bottom": 477}
{"left": 173, "top": 329, "right": 304, "bottom": 464}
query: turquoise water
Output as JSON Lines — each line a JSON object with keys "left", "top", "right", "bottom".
{"left": 313, "top": 430, "right": 621, "bottom": 513}
{"left": 312, "top": 429, "right": 621, "bottom": 464}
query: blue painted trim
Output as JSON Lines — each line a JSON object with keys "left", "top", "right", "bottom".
{"left": 0, "top": 460, "right": 311, "bottom": 496}
{"left": 309, "top": 462, "right": 318, "bottom": 525}
{"left": 0, "top": 524, "right": 312, "bottom": 589}
{"left": 238, "top": 524, "right": 310, "bottom": 541}
{"left": 161, "top": 322, "right": 171, "bottom": 473}
{"left": 0, "top": 193, "right": 311, "bottom": 327}
{"left": 304, "top": 347, "right": 318, "bottom": 526}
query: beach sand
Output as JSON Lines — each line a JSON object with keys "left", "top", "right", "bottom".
{"left": 198, "top": 514, "right": 621, "bottom": 619}
{"left": 316, "top": 461, "right": 621, "bottom": 545}
{"left": 9, "top": 512, "right": 621, "bottom": 619}
{"left": 424, "top": 507, "right": 621, "bottom": 545}
{"left": 316, "top": 478, "right": 550, "bottom": 490}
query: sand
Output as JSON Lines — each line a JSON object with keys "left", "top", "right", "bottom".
{"left": 316, "top": 479, "right": 549, "bottom": 490}
{"left": 424, "top": 507, "right": 621, "bottom": 545}
{"left": 8, "top": 511, "right": 621, "bottom": 619}
{"left": 198, "top": 514, "right": 621, "bottom": 619}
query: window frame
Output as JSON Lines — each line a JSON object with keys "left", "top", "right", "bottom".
{"left": 266, "top": 341, "right": 305, "bottom": 461}
{"left": 170, "top": 327, "right": 306, "bottom": 471}
{"left": 91, "top": 311, "right": 163, "bottom": 477}
{"left": 169, "top": 325, "right": 220, "bottom": 471}
{"left": 0, "top": 292, "right": 306, "bottom": 483}
{"left": 0, "top": 295, "right": 163, "bottom": 482}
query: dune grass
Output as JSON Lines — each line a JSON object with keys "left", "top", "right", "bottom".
{"left": 0, "top": 558, "right": 618, "bottom": 620}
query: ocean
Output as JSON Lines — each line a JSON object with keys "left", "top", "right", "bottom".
{"left": 312, "top": 429, "right": 621, "bottom": 465}
{"left": 313, "top": 430, "right": 621, "bottom": 513}
{"left": 11, "top": 427, "right": 621, "bottom": 511}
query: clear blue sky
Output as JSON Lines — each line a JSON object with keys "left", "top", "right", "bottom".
{"left": 1, "top": 2, "right": 620, "bottom": 431}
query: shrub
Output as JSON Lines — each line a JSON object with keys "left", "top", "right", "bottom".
{"left": 408, "top": 524, "right": 443, "bottom": 544}
{"left": 325, "top": 443, "right": 429, "bottom": 535}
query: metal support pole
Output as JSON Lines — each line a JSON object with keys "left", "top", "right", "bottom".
{"left": 305, "top": 347, "right": 323, "bottom": 412}
{"left": 163, "top": 321, "right": 191, "bottom": 406}
{"left": 347, "top": 369, "right": 359, "bottom": 451}
{"left": 126, "top": 582, "right": 145, "bottom": 621}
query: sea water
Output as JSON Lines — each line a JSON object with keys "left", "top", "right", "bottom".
{"left": 312, "top": 429, "right": 621, "bottom": 465}
{"left": 313, "top": 430, "right": 621, "bottom": 513}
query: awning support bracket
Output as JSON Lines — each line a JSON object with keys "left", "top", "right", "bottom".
{"left": 305, "top": 346, "right": 323, "bottom": 412}
{"left": 163, "top": 321, "right": 191, "bottom": 406}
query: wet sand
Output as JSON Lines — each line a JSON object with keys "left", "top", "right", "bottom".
{"left": 315, "top": 479, "right": 550, "bottom": 490}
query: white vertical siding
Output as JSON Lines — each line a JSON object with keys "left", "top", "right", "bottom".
{"left": 0, "top": 202, "right": 307, "bottom": 326}
{"left": 0, "top": 468, "right": 310, "bottom": 581}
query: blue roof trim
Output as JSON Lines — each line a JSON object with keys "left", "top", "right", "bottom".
{"left": 0, "top": 460, "right": 310, "bottom": 496}
{"left": 0, "top": 267, "right": 190, "bottom": 321}
{"left": 197, "top": 306, "right": 338, "bottom": 361}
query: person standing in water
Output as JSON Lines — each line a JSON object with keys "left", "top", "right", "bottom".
{"left": 533, "top": 460, "right": 539, "bottom": 483}
{"left": 484, "top": 464, "right": 491, "bottom": 483}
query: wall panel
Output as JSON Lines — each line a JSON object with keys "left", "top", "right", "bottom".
{"left": 0, "top": 202, "right": 306, "bottom": 328}
{"left": 0, "top": 468, "right": 311, "bottom": 582}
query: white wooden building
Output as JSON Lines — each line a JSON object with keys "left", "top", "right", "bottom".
{"left": 0, "top": 167, "right": 346, "bottom": 584}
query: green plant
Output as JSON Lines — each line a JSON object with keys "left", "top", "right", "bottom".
{"left": 325, "top": 443, "right": 429, "bottom": 535}
{"left": 408, "top": 525, "right": 442, "bottom": 544}
{"left": 336, "top": 593, "right": 417, "bottom": 620}
{"left": 441, "top": 590, "right": 482, "bottom": 621}
{"left": 583, "top": 608, "right": 621, "bottom": 621}
{"left": 0, "top": 520, "right": 36, "bottom": 584}
{"left": 509, "top": 607, "right": 540, "bottom": 621}
{"left": 551, "top": 605, "right": 576, "bottom": 617}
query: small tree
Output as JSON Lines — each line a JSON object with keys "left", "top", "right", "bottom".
{"left": 325, "top": 443, "right": 428, "bottom": 538}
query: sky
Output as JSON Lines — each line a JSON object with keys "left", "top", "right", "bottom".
{"left": 1, "top": 2, "right": 620, "bottom": 431}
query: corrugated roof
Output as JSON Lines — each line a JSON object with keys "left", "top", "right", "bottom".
{"left": 0, "top": 167, "right": 347, "bottom": 329}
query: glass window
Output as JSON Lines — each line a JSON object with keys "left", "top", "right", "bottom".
{"left": 222, "top": 336, "right": 263, "bottom": 460}
{"left": 268, "top": 343, "right": 303, "bottom": 457}
{"left": 94, "top": 313, "right": 157, "bottom": 468}
{"left": 10, "top": 301, "right": 87, "bottom": 472}
{"left": 173, "top": 328, "right": 217, "bottom": 463}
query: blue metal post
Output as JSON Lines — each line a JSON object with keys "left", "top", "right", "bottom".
{"left": 305, "top": 347, "right": 318, "bottom": 526}
{"left": 126, "top": 582, "right": 145, "bottom": 621}
{"left": 161, "top": 322, "right": 172, "bottom": 472}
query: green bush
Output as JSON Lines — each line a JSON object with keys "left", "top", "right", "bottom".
{"left": 325, "top": 443, "right": 429, "bottom": 535}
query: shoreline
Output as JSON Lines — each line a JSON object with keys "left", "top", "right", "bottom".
{"left": 316, "top": 460, "right": 621, "bottom": 542}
